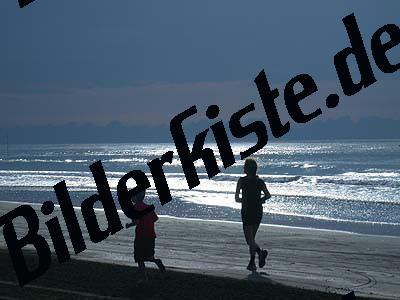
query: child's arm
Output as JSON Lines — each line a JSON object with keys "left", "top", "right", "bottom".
{"left": 125, "top": 222, "right": 135, "bottom": 229}
{"left": 153, "top": 212, "right": 159, "bottom": 223}
{"left": 235, "top": 178, "right": 243, "bottom": 203}
{"left": 125, "top": 219, "right": 139, "bottom": 228}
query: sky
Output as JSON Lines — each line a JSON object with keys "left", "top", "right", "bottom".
{"left": 0, "top": 0, "right": 399, "bottom": 128}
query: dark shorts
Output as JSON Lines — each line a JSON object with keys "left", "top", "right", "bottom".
{"left": 134, "top": 238, "right": 155, "bottom": 262}
{"left": 241, "top": 209, "right": 262, "bottom": 226}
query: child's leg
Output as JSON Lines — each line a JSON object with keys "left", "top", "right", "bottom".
{"left": 138, "top": 261, "right": 146, "bottom": 272}
{"left": 146, "top": 257, "right": 166, "bottom": 272}
{"left": 137, "top": 261, "right": 148, "bottom": 280}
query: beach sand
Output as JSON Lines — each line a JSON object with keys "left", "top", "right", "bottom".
{"left": 0, "top": 201, "right": 399, "bottom": 299}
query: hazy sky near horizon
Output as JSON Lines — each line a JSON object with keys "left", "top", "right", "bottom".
{"left": 0, "top": 0, "right": 399, "bottom": 127}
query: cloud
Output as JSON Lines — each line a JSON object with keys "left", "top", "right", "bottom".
{"left": 0, "top": 77, "right": 399, "bottom": 128}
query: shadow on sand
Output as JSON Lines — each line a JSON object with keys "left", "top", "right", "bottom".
{"left": 246, "top": 270, "right": 273, "bottom": 283}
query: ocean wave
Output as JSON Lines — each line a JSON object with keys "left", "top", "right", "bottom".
{"left": 3, "top": 158, "right": 90, "bottom": 163}
{"left": 341, "top": 171, "right": 400, "bottom": 177}
{"left": 2, "top": 169, "right": 400, "bottom": 189}
{"left": 65, "top": 159, "right": 89, "bottom": 163}
{"left": 104, "top": 158, "right": 148, "bottom": 163}
{"left": 5, "top": 158, "right": 66, "bottom": 163}
{"left": 315, "top": 177, "right": 400, "bottom": 188}
{"left": 289, "top": 163, "right": 318, "bottom": 169}
{"left": 211, "top": 174, "right": 302, "bottom": 183}
{"left": 312, "top": 171, "right": 400, "bottom": 188}
{"left": 301, "top": 163, "right": 317, "bottom": 169}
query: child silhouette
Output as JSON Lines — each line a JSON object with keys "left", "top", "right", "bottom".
{"left": 126, "top": 190, "right": 165, "bottom": 280}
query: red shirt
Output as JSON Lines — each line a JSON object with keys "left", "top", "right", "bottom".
{"left": 133, "top": 202, "right": 158, "bottom": 239}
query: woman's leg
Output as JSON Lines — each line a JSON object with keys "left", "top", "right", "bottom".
{"left": 243, "top": 224, "right": 258, "bottom": 271}
{"left": 253, "top": 221, "right": 268, "bottom": 268}
{"left": 253, "top": 222, "right": 260, "bottom": 237}
{"left": 243, "top": 224, "right": 256, "bottom": 257}
{"left": 252, "top": 223, "right": 261, "bottom": 256}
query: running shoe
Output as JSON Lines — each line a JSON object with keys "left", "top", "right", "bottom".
{"left": 247, "top": 260, "right": 257, "bottom": 271}
{"left": 155, "top": 259, "right": 166, "bottom": 273}
{"left": 259, "top": 249, "right": 268, "bottom": 268}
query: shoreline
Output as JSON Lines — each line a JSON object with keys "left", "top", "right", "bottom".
{"left": 1, "top": 201, "right": 400, "bottom": 299}
{"left": 1, "top": 199, "right": 399, "bottom": 238}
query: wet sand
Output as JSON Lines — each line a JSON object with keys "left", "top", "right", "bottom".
{"left": 0, "top": 201, "right": 399, "bottom": 299}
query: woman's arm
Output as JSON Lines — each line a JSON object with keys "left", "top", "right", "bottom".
{"left": 235, "top": 178, "right": 242, "bottom": 203}
{"left": 260, "top": 181, "right": 271, "bottom": 203}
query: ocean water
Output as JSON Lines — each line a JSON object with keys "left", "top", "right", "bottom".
{"left": 0, "top": 140, "right": 399, "bottom": 236}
